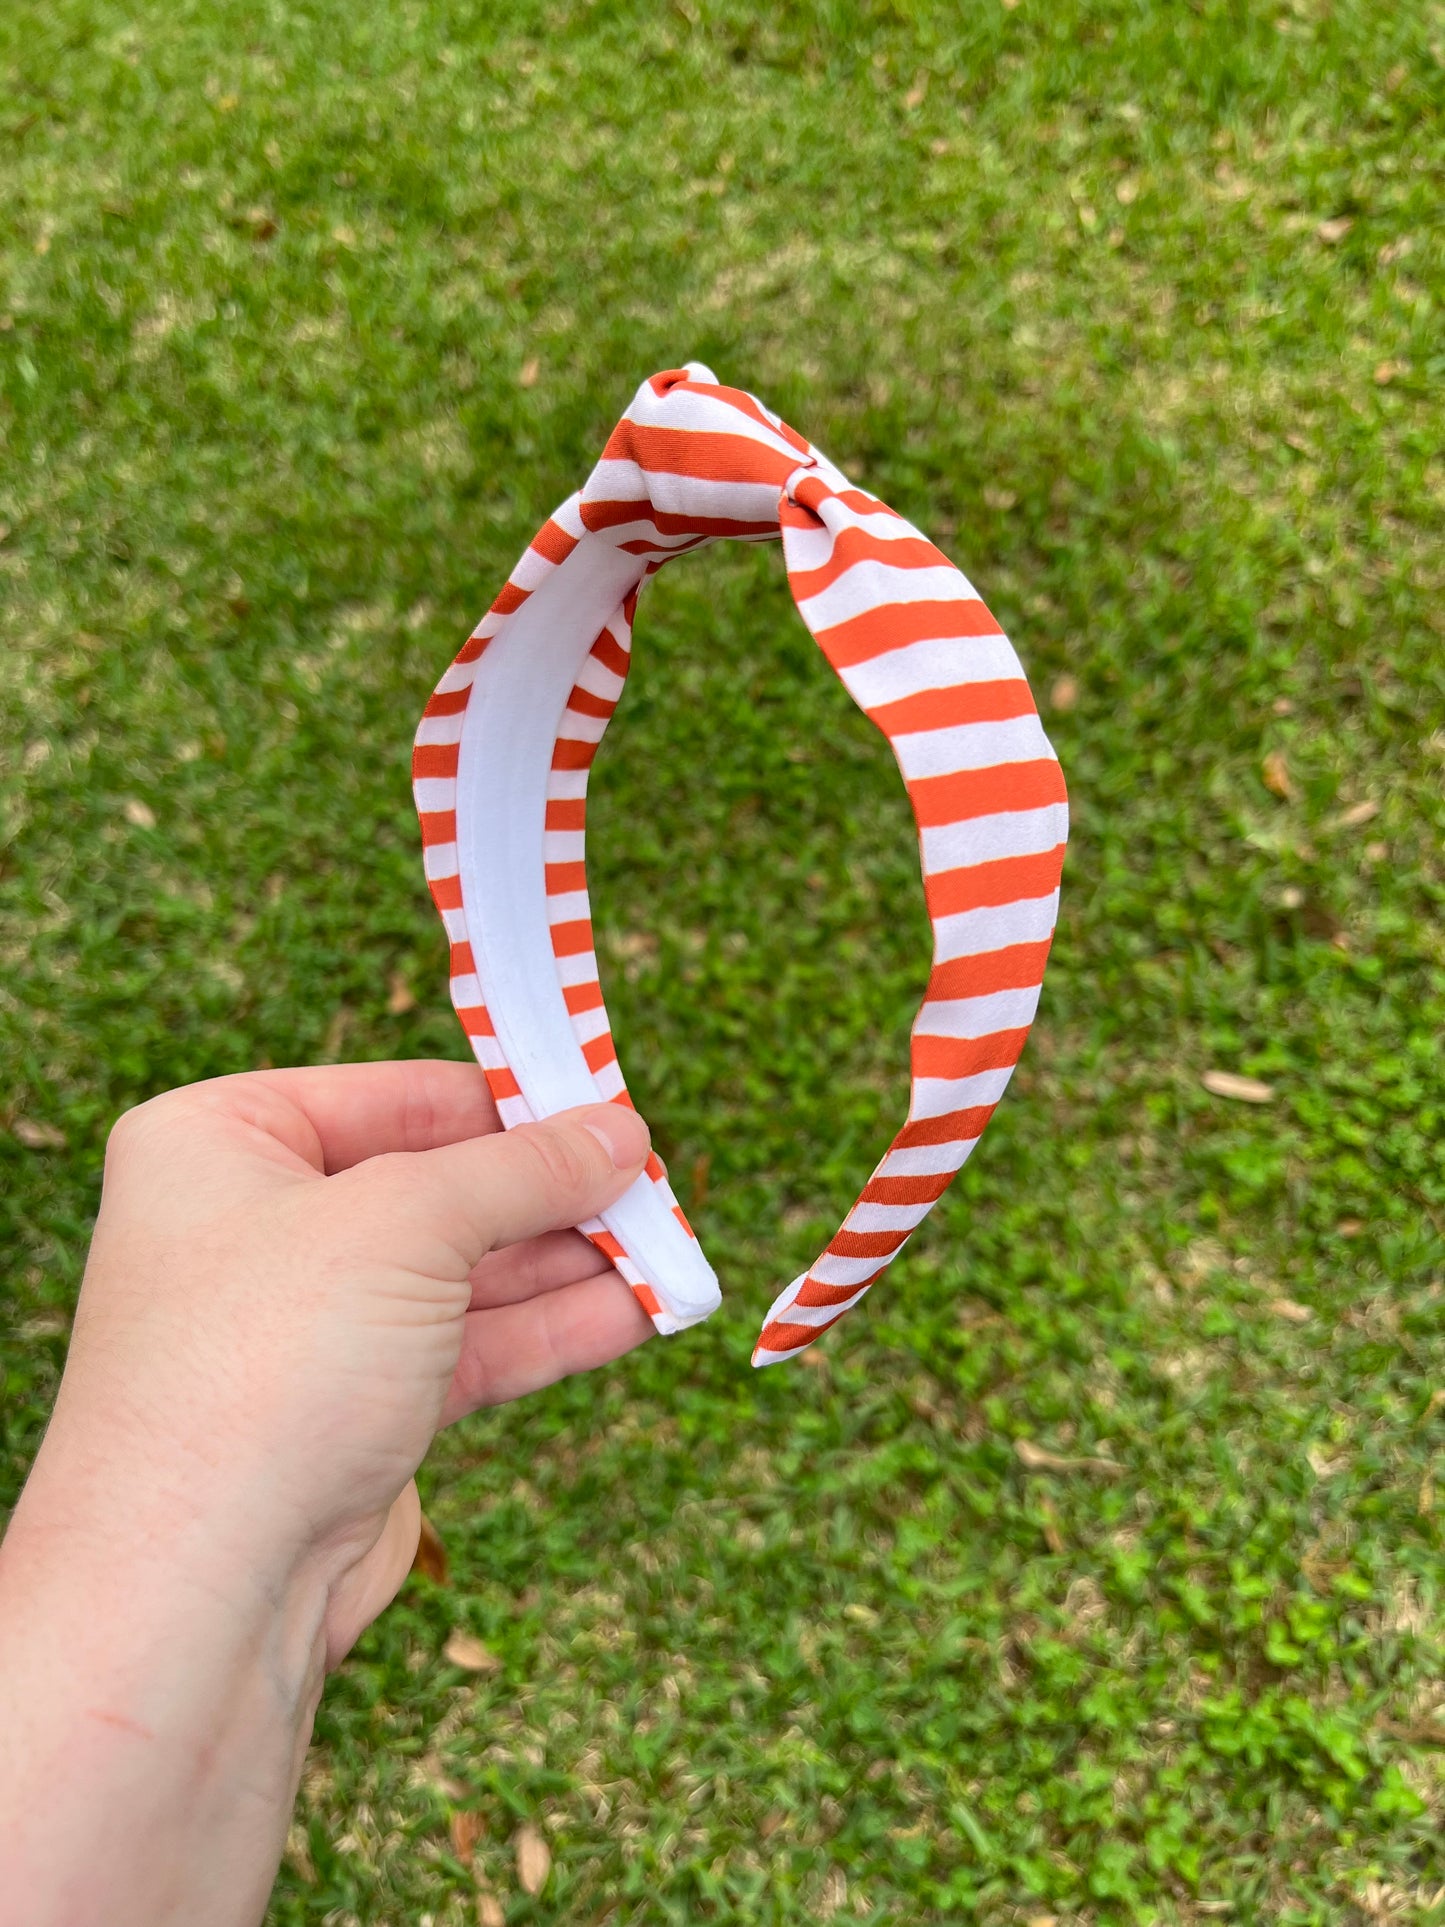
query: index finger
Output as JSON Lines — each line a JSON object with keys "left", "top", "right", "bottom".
{"left": 240, "top": 1059, "right": 500, "bottom": 1171}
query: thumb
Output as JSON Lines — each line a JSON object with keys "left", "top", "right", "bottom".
{"left": 340, "top": 1100, "right": 652, "bottom": 1269}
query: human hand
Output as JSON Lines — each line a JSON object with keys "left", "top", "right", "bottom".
{"left": 0, "top": 1061, "right": 653, "bottom": 1927}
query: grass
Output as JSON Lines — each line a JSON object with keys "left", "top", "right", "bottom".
{"left": 2, "top": 0, "right": 1443, "bottom": 1920}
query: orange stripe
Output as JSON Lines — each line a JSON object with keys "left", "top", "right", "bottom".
{"left": 644, "top": 1151, "right": 667, "bottom": 1182}
{"left": 457, "top": 1005, "right": 494, "bottom": 1038}
{"left": 552, "top": 738, "right": 597, "bottom": 771}
{"left": 424, "top": 687, "right": 470, "bottom": 718}
{"left": 418, "top": 809, "right": 457, "bottom": 845}
{"left": 828, "top": 1227, "right": 910, "bottom": 1259}
{"left": 591, "top": 629, "right": 630, "bottom": 679}
{"left": 485, "top": 1066, "right": 521, "bottom": 1102}
{"left": 863, "top": 1171, "right": 954, "bottom": 1207}
{"left": 795, "top": 1270, "right": 885, "bottom": 1308}
{"left": 531, "top": 517, "right": 578, "bottom": 565}
{"left": 870, "top": 678, "right": 1035, "bottom": 736}
{"left": 756, "top": 1311, "right": 847, "bottom": 1353}
{"left": 813, "top": 597, "right": 1002, "bottom": 670}
{"left": 545, "top": 861, "right": 587, "bottom": 896}
{"left": 456, "top": 633, "right": 490, "bottom": 664}
{"left": 672, "top": 1204, "right": 695, "bottom": 1236}
{"left": 551, "top": 918, "right": 594, "bottom": 957}
{"left": 429, "top": 874, "right": 462, "bottom": 911}
{"left": 581, "top": 498, "right": 777, "bottom": 541}
{"left": 788, "top": 474, "right": 899, "bottom": 521}
{"left": 589, "top": 1228, "right": 626, "bottom": 1261}
{"left": 492, "top": 582, "right": 532, "bottom": 616}
{"left": 412, "top": 742, "right": 458, "bottom": 781}
{"left": 546, "top": 799, "right": 587, "bottom": 831}
{"left": 564, "top": 980, "right": 604, "bottom": 1014}
{"left": 566, "top": 686, "right": 615, "bottom": 721}
{"left": 603, "top": 424, "right": 799, "bottom": 488}
{"left": 582, "top": 1032, "right": 617, "bottom": 1073}
{"left": 448, "top": 940, "right": 475, "bottom": 976}
{"left": 631, "top": 1281, "right": 662, "bottom": 1318}
{"left": 924, "top": 847, "right": 1066, "bottom": 920}
{"left": 912, "top": 1032, "right": 1025, "bottom": 1080}
{"left": 911, "top": 758, "right": 1067, "bottom": 828}
{"left": 789, "top": 529, "right": 950, "bottom": 600}
{"left": 925, "top": 940, "right": 1053, "bottom": 1002}
{"left": 898, "top": 1104, "right": 996, "bottom": 1147}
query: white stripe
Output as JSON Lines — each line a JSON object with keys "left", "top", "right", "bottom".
{"left": 843, "top": 1199, "right": 935, "bottom": 1236}
{"left": 920, "top": 804, "right": 1067, "bottom": 875}
{"left": 623, "top": 384, "right": 801, "bottom": 460}
{"left": 591, "top": 1059, "right": 626, "bottom": 1100}
{"left": 575, "top": 655, "right": 627, "bottom": 703}
{"left": 782, "top": 506, "right": 922, "bottom": 575}
{"left": 494, "top": 1094, "right": 535, "bottom": 1128}
{"left": 448, "top": 972, "right": 483, "bottom": 1009}
{"left": 546, "top": 890, "right": 591, "bottom": 926}
{"left": 557, "top": 708, "right": 609, "bottom": 745}
{"left": 551, "top": 492, "right": 586, "bottom": 540}
{"left": 441, "top": 906, "right": 468, "bottom": 943}
{"left": 893, "top": 713, "right": 1053, "bottom": 782}
{"left": 916, "top": 985, "right": 1043, "bottom": 1041}
{"left": 761, "top": 1276, "right": 876, "bottom": 1330}
{"left": 435, "top": 660, "right": 476, "bottom": 696}
{"left": 555, "top": 950, "right": 600, "bottom": 987}
{"left": 470, "top": 1035, "right": 508, "bottom": 1071}
{"left": 570, "top": 1005, "right": 611, "bottom": 1045}
{"left": 413, "top": 776, "right": 456, "bottom": 813}
{"left": 423, "top": 840, "right": 459, "bottom": 880}
{"left": 933, "top": 891, "right": 1059, "bottom": 961}
{"left": 875, "top": 1139, "right": 976, "bottom": 1178}
{"left": 912, "top": 1072, "right": 1016, "bottom": 1121}
{"left": 415, "top": 710, "right": 465, "bottom": 747}
{"left": 544, "top": 830, "right": 586, "bottom": 863}
{"left": 584, "top": 459, "right": 782, "bottom": 528}
{"left": 807, "top": 1251, "right": 891, "bottom": 1290}
{"left": 547, "top": 769, "right": 589, "bottom": 801}
{"left": 798, "top": 560, "right": 981, "bottom": 635}
{"left": 842, "top": 633, "right": 1024, "bottom": 709}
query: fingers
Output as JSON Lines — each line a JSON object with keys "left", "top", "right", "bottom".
{"left": 243, "top": 1061, "right": 502, "bottom": 1171}
{"left": 346, "top": 1101, "right": 651, "bottom": 1272}
{"left": 115, "top": 1061, "right": 503, "bottom": 1181}
{"left": 441, "top": 1270, "right": 655, "bottom": 1422}
{"left": 467, "top": 1228, "right": 613, "bottom": 1310}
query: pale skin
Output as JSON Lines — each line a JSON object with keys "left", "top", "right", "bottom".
{"left": 0, "top": 1060, "right": 656, "bottom": 1927}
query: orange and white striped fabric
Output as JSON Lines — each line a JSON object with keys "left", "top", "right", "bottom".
{"left": 413, "top": 364, "right": 1067, "bottom": 1366}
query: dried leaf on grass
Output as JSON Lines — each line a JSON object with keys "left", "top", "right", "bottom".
{"left": 412, "top": 1512, "right": 449, "bottom": 1585}
{"left": 518, "top": 356, "right": 540, "bottom": 388}
{"left": 1327, "top": 798, "right": 1379, "bottom": 830}
{"left": 387, "top": 970, "right": 417, "bottom": 1015}
{"left": 1261, "top": 750, "right": 1293, "bottom": 799}
{"left": 123, "top": 797, "right": 157, "bottom": 829}
{"left": 13, "top": 1118, "right": 66, "bottom": 1149}
{"left": 1014, "top": 1438, "right": 1123, "bottom": 1479}
{"left": 1049, "top": 674, "right": 1079, "bottom": 713}
{"left": 1316, "top": 214, "right": 1353, "bottom": 244}
{"left": 444, "top": 1630, "right": 500, "bottom": 1673}
{"left": 448, "top": 1808, "right": 483, "bottom": 1858}
{"left": 1267, "top": 1297, "right": 1312, "bottom": 1324}
{"left": 1202, "top": 1069, "right": 1275, "bottom": 1104}
{"left": 476, "top": 1897, "right": 504, "bottom": 1927}
{"left": 515, "top": 1822, "right": 551, "bottom": 1895}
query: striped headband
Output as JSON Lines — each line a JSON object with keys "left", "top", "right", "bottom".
{"left": 413, "top": 364, "right": 1067, "bottom": 1366}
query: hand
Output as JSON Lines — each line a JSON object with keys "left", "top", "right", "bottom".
{"left": 0, "top": 1060, "right": 654, "bottom": 1927}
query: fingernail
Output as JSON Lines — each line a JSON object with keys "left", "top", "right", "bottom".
{"left": 582, "top": 1104, "right": 650, "bottom": 1170}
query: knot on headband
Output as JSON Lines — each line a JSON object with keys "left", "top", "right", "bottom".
{"left": 413, "top": 364, "right": 1067, "bottom": 1365}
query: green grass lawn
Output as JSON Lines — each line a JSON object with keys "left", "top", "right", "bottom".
{"left": 3, "top": 1, "right": 1443, "bottom": 1920}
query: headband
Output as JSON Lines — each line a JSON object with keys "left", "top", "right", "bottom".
{"left": 413, "top": 365, "right": 1067, "bottom": 1366}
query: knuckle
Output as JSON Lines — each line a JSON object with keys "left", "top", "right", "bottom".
{"left": 519, "top": 1123, "right": 596, "bottom": 1200}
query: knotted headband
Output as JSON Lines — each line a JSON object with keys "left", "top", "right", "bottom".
{"left": 413, "top": 364, "right": 1067, "bottom": 1366}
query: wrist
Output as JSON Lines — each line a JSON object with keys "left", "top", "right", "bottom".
{"left": 0, "top": 1430, "right": 330, "bottom": 1927}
